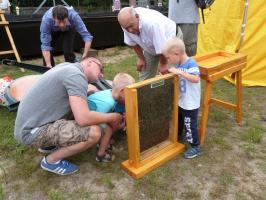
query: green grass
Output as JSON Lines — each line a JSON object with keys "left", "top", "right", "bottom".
{"left": 242, "top": 127, "right": 263, "bottom": 143}
{"left": 1, "top": 49, "right": 266, "bottom": 199}
{"left": 96, "top": 173, "right": 115, "bottom": 189}
{"left": 47, "top": 189, "right": 64, "bottom": 200}
{"left": 219, "top": 171, "right": 234, "bottom": 186}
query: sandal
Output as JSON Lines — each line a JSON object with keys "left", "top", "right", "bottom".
{"left": 95, "top": 152, "right": 115, "bottom": 162}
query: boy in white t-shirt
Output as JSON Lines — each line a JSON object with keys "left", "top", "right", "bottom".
{"left": 162, "top": 37, "right": 201, "bottom": 159}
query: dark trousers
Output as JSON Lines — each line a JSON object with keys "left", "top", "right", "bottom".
{"left": 43, "top": 28, "right": 76, "bottom": 67}
{"left": 178, "top": 106, "right": 200, "bottom": 146}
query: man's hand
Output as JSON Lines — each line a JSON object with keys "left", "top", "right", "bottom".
{"left": 108, "top": 113, "right": 123, "bottom": 132}
{"left": 136, "top": 58, "right": 146, "bottom": 72}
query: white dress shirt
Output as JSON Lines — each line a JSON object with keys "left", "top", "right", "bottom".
{"left": 123, "top": 7, "right": 176, "bottom": 55}
{"left": 0, "top": 0, "right": 11, "bottom": 10}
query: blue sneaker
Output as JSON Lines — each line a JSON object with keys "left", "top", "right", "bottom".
{"left": 184, "top": 146, "right": 201, "bottom": 159}
{"left": 41, "top": 157, "right": 79, "bottom": 175}
{"left": 38, "top": 146, "right": 58, "bottom": 153}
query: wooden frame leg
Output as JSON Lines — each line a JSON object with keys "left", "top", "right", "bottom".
{"left": 236, "top": 70, "right": 243, "bottom": 123}
{"left": 199, "top": 81, "right": 212, "bottom": 144}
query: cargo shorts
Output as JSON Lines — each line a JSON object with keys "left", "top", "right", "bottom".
{"left": 31, "top": 119, "right": 92, "bottom": 148}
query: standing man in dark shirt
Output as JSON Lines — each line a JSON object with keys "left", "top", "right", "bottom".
{"left": 40, "top": 5, "right": 93, "bottom": 68}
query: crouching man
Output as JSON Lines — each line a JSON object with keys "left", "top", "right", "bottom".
{"left": 14, "top": 57, "right": 122, "bottom": 175}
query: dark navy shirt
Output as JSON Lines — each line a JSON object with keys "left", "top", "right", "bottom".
{"left": 40, "top": 6, "right": 93, "bottom": 51}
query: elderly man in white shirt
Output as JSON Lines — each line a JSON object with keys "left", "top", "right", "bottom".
{"left": 118, "top": 7, "right": 183, "bottom": 80}
{"left": 0, "top": 0, "right": 11, "bottom": 14}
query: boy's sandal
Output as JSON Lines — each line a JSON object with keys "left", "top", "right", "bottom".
{"left": 95, "top": 152, "right": 115, "bottom": 162}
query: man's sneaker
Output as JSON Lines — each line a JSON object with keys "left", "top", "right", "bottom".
{"left": 184, "top": 146, "right": 201, "bottom": 159}
{"left": 96, "top": 153, "right": 115, "bottom": 162}
{"left": 40, "top": 157, "right": 79, "bottom": 175}
{"left": 38, "top": 146, "right": 58, "bottom": 154}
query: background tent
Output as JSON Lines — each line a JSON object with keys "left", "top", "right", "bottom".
{"left": 197, "top": 0, "right": 266, "bottom": 86}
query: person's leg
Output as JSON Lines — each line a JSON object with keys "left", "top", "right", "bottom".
{"left": 97, "top": 125, "right": 113, "bottom": 157}
{"left": 178, "top": 24, "right": 198, "bottom": 57}
{"left": 178, "top": 106, "right": 185, "bottom": 143}
{"left": 183, "top": 108, "right": 201, "bottom": 158}
{"left": 62, "top": 28, "right": 76, "bottom": 63}
{"left": 183, "top": 109, "right": 200, "bottom": 146}
{"left": 96, "top": 125, "right": 115, "bottom": 162}
{"left": 176, "top": 25, "right": 184, "bottom": 41}
{"left": 32, "top": 119, "right": 101, "bottom": 163}
{"left": 139, "top": 51, "right": 159, "bottom": 81}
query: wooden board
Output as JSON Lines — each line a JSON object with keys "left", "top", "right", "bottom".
{"left": 122, "top": 74, "right": 185, "bottom": 179}
{"left": 194, "top": 51, "right": 247, "bottom": 77}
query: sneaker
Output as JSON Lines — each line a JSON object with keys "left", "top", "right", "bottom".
{"left": 184, "top": 146, "right": 201, "bottom": 159}
{"left": 96, "top": 152, "right": 115, "bottom": 162}
{"left": 38, "top": 146, "right": 58, "bottom": 154}
{"left": 41, "top": 157, "right": 79, "bottom": 175}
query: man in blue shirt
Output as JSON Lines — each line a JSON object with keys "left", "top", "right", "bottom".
{"left": 40, "top": 5, "right": 93, "bottom": 67}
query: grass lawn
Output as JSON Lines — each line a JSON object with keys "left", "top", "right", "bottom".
{"left": 0, "top": 47, "right": 266, "bottom": 200}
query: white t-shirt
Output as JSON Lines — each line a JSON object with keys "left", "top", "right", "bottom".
{"left": 0, "top": 0, "right": 11, "bottom": 10}
{"left": 177, "top": 58, "right": 201, "bottom": 110}
{"left": 123, "top": 7, "right": 176, "bottom": 55}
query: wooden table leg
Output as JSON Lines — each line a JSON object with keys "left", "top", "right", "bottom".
{"left": 236, "top": 70, "right": 243, "bottom": 123}
{"left": 199, "top": 81, "right": 212, "bottom": 144}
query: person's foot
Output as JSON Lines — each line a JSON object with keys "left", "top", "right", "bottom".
{"left": 184, "top": 146, "right": 201, "bottom": 159}
{"left": 95, "top": 152, "right": 115, "bottom": 162}
{"left": 41, "top": 157, "right": 79, "bottom": 175}
{"left": 38, "top": 146, "right": 58, "bottom": 154}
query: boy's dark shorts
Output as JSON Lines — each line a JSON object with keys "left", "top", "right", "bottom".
{"left": 31, "top": 119, "right": 91, "bottom": 148}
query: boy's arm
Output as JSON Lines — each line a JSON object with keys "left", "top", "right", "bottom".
{"left": 168, "top": 68, "right": 200, "bottom": 83}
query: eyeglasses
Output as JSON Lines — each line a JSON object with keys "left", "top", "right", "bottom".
{"left": 90, "top": 59, "right": 104, "bottom": 73}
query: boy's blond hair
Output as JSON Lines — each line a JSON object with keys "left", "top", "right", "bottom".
{"left": 162, "top": 37, "right": 186, "bottom": 55}
{"left": 112, "top": 73, "right": 135, "bottom": 89}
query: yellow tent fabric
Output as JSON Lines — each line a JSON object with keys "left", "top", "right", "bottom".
{"left": 197, "top": 0, "right": 266, "bottom": 86}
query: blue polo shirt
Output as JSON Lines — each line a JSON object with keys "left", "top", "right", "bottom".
{"left": 87, "top": 90, "right": 116, "bottom": 113}
{"left": 40, "top": 6, "right": 93, "bottom": 51}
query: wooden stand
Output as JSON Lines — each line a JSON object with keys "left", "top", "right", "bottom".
{"left": 122, "top": 74, "right": 185, "bottom": 179}
{"left": 0, "top": 9, "right": 21, "bottom": 62}
{"left": 194, "top": 51, "right": 247, "bottom": 144}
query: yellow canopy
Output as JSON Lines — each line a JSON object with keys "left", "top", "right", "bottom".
{"left": 197, "top": 0, "right": 266, "bottom": 86}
